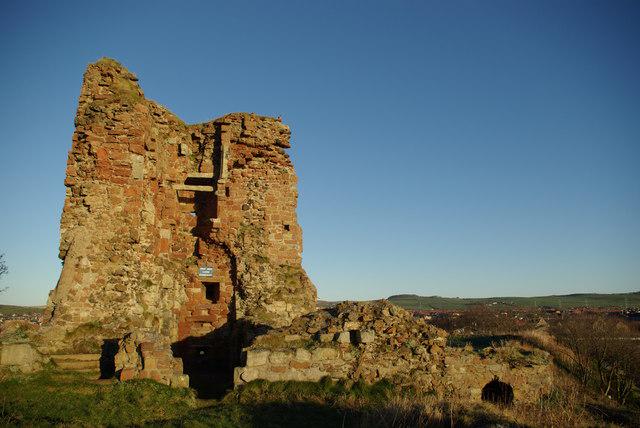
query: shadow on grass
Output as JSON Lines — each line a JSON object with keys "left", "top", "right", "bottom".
{"left": 584, "top": 402, "right": 640, "bottom": 426}
{"left": 149, "top": 399, "right": 521, "bottom": 428}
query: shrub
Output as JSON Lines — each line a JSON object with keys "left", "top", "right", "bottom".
{"left": 551, "top": 314, "right": 640, "bottom": 406}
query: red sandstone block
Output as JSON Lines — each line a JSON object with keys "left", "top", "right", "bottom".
{"left": 162, "top": 207, "right": 177, "bottom": 219}
{"left": 178, "top": 325, "right": 190, "bottom": 339}
{"left": 119, "top": 368, "right": 137, "bottom": 381}
{"left": 188, "top": 315, "right": 217, "bottom": 322}
{"left": 110, "top": 150, "right": 127, "bottom": 161}
{"left": 96, "top": 158, "right": 111, "bottom": 169}
{"left": 113, "top": 166, "right": 132, "bottom": 177}
{"left": 130, "top": 142, "right": 145, "bottom": 155}
{"left": 110, "top": 176, "right": 128, "bottom": 185}
{"left": 158, "top": 238, "right": 170, "bottom": 253}
{"left": 96, "top": 147, "right": 108, "bottom": 161}
{"left": 290, "top": 360, "right": 311, "bottom": 369}
{"left": 139, "top": 342, "right": 154, "bottom": 353}
{"left": 124, "top": 186, "right": 140, "bottom": 197}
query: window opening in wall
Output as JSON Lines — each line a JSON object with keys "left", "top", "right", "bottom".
{"left": 204, "top": 282, "right": 220, "bottom": 303}
{"left": 225, "top": 187, "right": 230, "bottom": 197}
{"left": 283, "top": 224, "right": 290, "bottom": 231}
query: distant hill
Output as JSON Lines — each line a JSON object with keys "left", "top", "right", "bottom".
{"left": 0, "top": 305, "right": 44, "bottom": 316}
{"left": 318, "top": 292, "right": 640, "bottom": 310}
{"left": 5, "top": 292, "right": 640, "bottom": 316}
{"left": 387, "top": 292, "right": 640, "bottom": 310}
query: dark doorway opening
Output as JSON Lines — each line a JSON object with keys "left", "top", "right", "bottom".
{"left": 481, "top": 377, "right": 514, "bottom": 405}
{"left": 99, "top": 339, "right": 119, "bottom": 379}
{"left": 204, "top": 282, "right": 220, "bottom": 303}
{"left": 172, "top": 328, "right": 238, "bottom": 399}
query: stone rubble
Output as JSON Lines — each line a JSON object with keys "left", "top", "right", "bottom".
{"left": 114, "top": 332, "right": 188, "bottom": 387}
{"left": 234, "top": 300, "right": 554, "bottom": 402}
{"left": 236, "top": 301, "right": 449, "bottom": 387}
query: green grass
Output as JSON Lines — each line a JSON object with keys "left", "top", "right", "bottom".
{"left": 387, "top": 291, "right": 640, "bottom": 310}
{"left": 2, "top": 369, "right": 635, "bottom": 427}
{"left": 0, "top": 371, "right": 395, "bottom": 427}
{"left": 0, "top": 369, "right": 197, "bottom": 426}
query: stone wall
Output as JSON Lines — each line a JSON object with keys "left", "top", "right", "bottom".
{"left": 235, "top": 301, "right": 449, "bottom": 388}
{"left": 114, "top": 332, "right": 188, "bottom": 387}
{"left": 444, "top": 345, "right": 554, "bottom": 402}
{"left": 234, "top": 301, "right": 554, "bottom": 403}
{"left": 40, "top": 58, "right": 316, "bottom": 364}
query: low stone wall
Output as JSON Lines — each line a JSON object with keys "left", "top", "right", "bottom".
{"left": 0, "top": 342, "right": 42, "bottom": 373}
{"left": 233, "top": 301, "right": 555, "bottom": 403}
{"left": 236, "top": 346, "right": 349, "bottom": 384}
{"left": 114, "top": 332, "right": 188, "bottom": 387}
{"left": 444, "top": 345, "right": 554, "bottom": 402}
{"left": 0, "top": 321, "right": 43, "bottom": 373}
{"left": 235, "top": 301, "right": 448, "bottom": 389}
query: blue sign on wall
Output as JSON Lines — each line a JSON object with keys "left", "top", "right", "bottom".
{"left": 198, "top": 266, "right": 214, "bottom": 277}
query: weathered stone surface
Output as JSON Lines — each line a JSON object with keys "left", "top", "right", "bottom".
{"left": 355, "top": 330, "right": 375, "bottom": 344}
{"left": 294, "top": 348, "right": 311, "bottom": 362}
{"left": 318, "top": 333, "right": 334, "bottom": 342}
{"left": 335, "top": 331, "right": 351, "bottom": 344}
{"left": 246, "top": 349, "right": 270, "bottom": 367}
{"left": 50, "top": 354, "right": 101, "bottom": 372}
{"left": 236, "top": 301, "right": 448, "bottom": 387}
{"left": 233, "top": 300, "right": 553, "bottom": 403}
{"left": 0, "top": 343, "right": 42, "bottom": 373}
{"left": 114, "top": 331, "right": 186, "bottom": 387}
{"left": 268, "top": 351, "right": 289, "bottom": 365}
{"left": 312, "top": 347, "right": 338, "bottom": 361}
{"left": 38, "top": 58, "right": 317, "bottom": 359}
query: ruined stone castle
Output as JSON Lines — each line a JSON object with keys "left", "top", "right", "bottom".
{"left": 35, "top": 58, "right": 316, "bottom": 389}
{"left": 45, "top": 59, "right": 316, "bottom": 340}
{"left": 0, "top": 59, "right": 554, "bottom": 402}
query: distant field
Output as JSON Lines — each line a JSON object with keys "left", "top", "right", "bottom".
{"left": 4, "top": 292, "right": 640, "bottom": 315}
{"left": 387, "top": 292, "right": 640, "bottom": 310}
{"left": 0, "top": 305, "right": 44, "bottom": 315}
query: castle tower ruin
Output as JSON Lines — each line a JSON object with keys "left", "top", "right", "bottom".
{"left": 40, "top": 59, "right": 316, "bottom": 389}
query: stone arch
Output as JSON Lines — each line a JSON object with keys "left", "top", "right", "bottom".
{"left": 481, "top": 377, "right": 514, "bottom": 405}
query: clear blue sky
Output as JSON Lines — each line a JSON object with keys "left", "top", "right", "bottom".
{"left": 0, "top": 1, "right": 638, "bottom": 305}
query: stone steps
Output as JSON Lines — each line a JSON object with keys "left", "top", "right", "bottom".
{"left": 50, "top": 353, "right": 101, "bottom": 372}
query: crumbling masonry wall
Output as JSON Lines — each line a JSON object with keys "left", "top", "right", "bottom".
{"left": 234, "top": 301, "right": 554, "bottom": 403}
{"left": 40, "top": 58, "right": 316, "bottom": 357}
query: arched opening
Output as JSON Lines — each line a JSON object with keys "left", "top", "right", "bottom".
{"left": 481, "top": 377, "right": 514, "bottom": 405}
